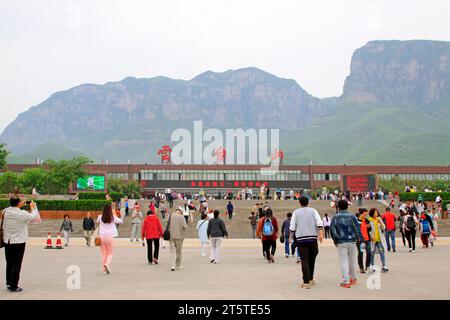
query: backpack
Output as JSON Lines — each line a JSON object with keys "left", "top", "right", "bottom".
{"left": 406, "top": 216, "right": 416, "bottom": 230}
{"left": 421, "top": 220, "right": 430, "bottom": 233}
{"left": 262, "top": 218, "right": 274, "bottom": 236}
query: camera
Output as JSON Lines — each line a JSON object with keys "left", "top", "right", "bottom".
{"left": 25, "top": 200, "right": 32, "bottom": 205}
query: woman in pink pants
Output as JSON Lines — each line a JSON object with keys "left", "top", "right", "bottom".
{"left": 96, "top": 204, "right": 123, "bottom": 274}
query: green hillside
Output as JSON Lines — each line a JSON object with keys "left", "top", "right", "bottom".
{"left": 282, "top": 102, "right": 450, "bottom": 165}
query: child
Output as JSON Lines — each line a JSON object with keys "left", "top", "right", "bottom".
{"left": 419, "top": 214, "right": 431, "bottom": 248}
{"left": 60, "top": 214, "right": 73, "bottom": 247}
{"left": 281, "top": 213, "right": 292, "bottom": 258}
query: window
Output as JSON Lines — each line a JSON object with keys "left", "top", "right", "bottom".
{"left": 108, "top": 172, "right": 128, "bottom": 180}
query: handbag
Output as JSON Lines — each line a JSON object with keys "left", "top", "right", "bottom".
{"left": 279, "top": 234, "right": 285, "bottom": 243}
{"left": 94, "top": 218, "right": 101, "bottom": 246}
{"left": 163, "top": 213, "right": 172, "bottom": 241}
{"left": 0, "top": 209, "right": 5, "bottom": 249}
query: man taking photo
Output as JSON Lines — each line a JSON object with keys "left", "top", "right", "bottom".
{"left": 2, "top": 196, "right": 40, "bottom": 292}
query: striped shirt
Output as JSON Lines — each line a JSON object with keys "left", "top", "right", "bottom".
{"left": 289, "top": 207, "right": 323, "bottom": 243}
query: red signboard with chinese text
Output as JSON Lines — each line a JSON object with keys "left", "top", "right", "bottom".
{"left": 343, "top": 175, "right": 376, "bottom": 192}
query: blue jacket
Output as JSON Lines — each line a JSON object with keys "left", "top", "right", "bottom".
{"left": 330, "top": 211, "right": 363, "bottom": 245}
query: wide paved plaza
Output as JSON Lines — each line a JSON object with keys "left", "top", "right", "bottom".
{"left": 1, "top": 237, "right": 449, "bottom": 300}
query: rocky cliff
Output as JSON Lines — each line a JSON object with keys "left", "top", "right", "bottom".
{"left": 340, "top": 40, "right": 450, "bottom": 107}
{"left": 0, "top": 67, "right": 322, "bottom": 155}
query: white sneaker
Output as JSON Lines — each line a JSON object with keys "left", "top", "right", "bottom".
{"left": 412, "top": 250, "right": 416, "bottom": 253}
{"left": 104, "top": 264, "right": 110, "bottom": 274}
{"left": 176, "top": 266, "right": 184, "bottom": 270}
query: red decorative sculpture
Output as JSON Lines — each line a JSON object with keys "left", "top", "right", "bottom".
{"left": 157, "top": 145, "right": 172, "bottom": 165}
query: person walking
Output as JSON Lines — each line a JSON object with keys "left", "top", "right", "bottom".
{"left": 196, "top": 213, "right": 210, "bottom": 257}
{"left": 167, "top": 207, "right": 188, "bottom": 271}
{"left": 124, "top": 199, "right": 129, "bottom": 217}
{"left": 398, "top": 209, "right": 407, "bottom": 247}
{"left": 159, "top": 200, "right": 167, "bottom": 220}
{"left": 289, "top": 196, "right": 324, "bottom": 289}
{"left": 82, "top": 212, "right": 96, "bottom": 247}
{"left": 141, "top": 210, "right": 163, "bottom": 264}
{"left": 330, "top": 200, "right": 363, "bottom": 288}
{"left": 149, "top": 200, "right": 156, "bottom": 216}
{"left": 226, "top": 201, "right": 234, "bottom": 221}
{"left": 168, "top": 193, "right": 174, "bottom": 209}
{"left": 249, "top": 211, "right": 258, "bottom": 239}
{"left": 403, "top": 208, "right": 419, "bottom": 253}
{"left": 368, "top": 208, "right": 389, "bottom": 272}
{"left": 207, "top": 210, "right": 228, "bottom": 264}
{"left": 419, "top": 214, "right": 431, "bottom": 248}
{"left": 182, "top": 203, "right": 193, "bottom": 225}
{"left": 130, "top": 205, "right": 143, "bottom": 242}
{"left": 356, "top": 208, "right": 372, "bottom": 274}
{"left": 256, "top": 208, "right": 279, "bottom": 263}
{"left": 281, "top": 212, "right": 293, "bottom": 258}
{"left": 2, "top": 197, "right": 40, "bottom": 292}
{"left": 381, "top": 207, "right": 397, "bottom": 252}
{"left": 322, "top": 213, "right": 331, "bottom": 239}
{"left": 60, "top": 214, "right": 73, "bottom": 247}
{"left": 96, "top": 204, "right": 123, "bottom": 275}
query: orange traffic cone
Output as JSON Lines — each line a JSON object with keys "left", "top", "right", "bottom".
{"left": 55, "top": 232, "right": 64, "bottom": 249}
{"left": 44, "top": 232, "right": 54, "bottom": 249}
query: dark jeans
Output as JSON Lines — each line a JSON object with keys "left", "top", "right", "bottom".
{"left": 385, "top": 229, "right": 396, "bottom": 251}
{"left": 290, "top": 239, "right": 301, "bottom": 258}
{"left": 324, "top": 226, "right": 331, "bottom": 239}
{"left": 5, "top": 242, "right": 26, "bottom": 289}
{"left": 400, "top": 230, "right": 406, "bottom": 246}
{"left": 262, "top": 240, "right": 276, "bottom": 261}
{"left": 146, "top": 238, "right": 160, "bottom": 262}
{"left": 228, "top": 211, "right": 233, "bottom": 220}
{"left": 298, "top": 241, "right": 319, "bottom": 284}
{"left": 357, "top": 240, "right": 371, "bottom": 270}
{"left": 405, "top": 229, "right": 416, "bottom": 250}
{"left": 147, "top": 239, "right": 159, "bottom": 262}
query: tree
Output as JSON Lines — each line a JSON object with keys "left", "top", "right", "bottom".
{"left": 44, "top": 156, "right": 92, "bottom": 194}
{"left": 122, "top": 180, "right": 141, "bottom": 198}
{"left": 0, "top": 171, "right": 21, "bottom": 194}
{"left": 0, "top": 143, "right": 9, "bottom": 170}
{"left": 107, "top": 179, "right": 124, "bottom": 194}
{"left": 19, "top": 167, "right": 48, "bottom": 194}
{"left": 107, "top": 179, "right": 141, "bottom": 198}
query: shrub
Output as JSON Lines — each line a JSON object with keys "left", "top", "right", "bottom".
{"left": 0, "top": 199, "right": 111, "bottom": 211}
{"left": 78, "top": 192, "right": 123, "bottom": 202}
{"left": 398, "top": 192, "right": 450, "bottom": 201}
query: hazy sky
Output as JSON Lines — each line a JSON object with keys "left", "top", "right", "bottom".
{"left": 1, "top": 0, "right": 449, "bottom": 133}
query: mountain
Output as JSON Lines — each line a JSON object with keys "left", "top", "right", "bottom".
{"left": 6, "top": 142, "right": 88, "bottom": 164}
{"left": 2, "top": 40, "right": 450, "bottom": 165}
{"left": 0, "top": 67, "right": 321, "bottom": 158}
{"left": 340, "top": 40, "right": 450, "bottom": 111}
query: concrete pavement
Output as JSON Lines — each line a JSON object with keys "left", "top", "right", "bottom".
{"left": 1, "top": 237, "right": 449, "bottom": 300}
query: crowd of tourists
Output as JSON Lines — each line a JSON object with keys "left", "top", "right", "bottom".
{"left": 0, "top": 191, "right": 442, "bottom": 292}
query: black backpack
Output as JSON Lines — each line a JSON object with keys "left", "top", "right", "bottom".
{"left": 406, "top": 216, "right": 416, "bottom": 230}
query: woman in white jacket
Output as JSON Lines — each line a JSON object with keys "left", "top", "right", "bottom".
{"left": 196, "top": 213, "right": 210, "bottom": 256}
{"left": 368, "top": 208, "right": 389, "bottom": 273}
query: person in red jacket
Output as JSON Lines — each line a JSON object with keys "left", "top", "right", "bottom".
{"left": 141, "top": 210, "right": 163, "bottom": 264}
{"left": 256, "top": 208, "right": 279, "bottom": 263}
{"left": 381, "top": 207, "right": 397, "bottom": 252}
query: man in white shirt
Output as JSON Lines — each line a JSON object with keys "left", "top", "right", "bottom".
{"left": 2, "top": 197, "right": 40, "bottom": 292}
